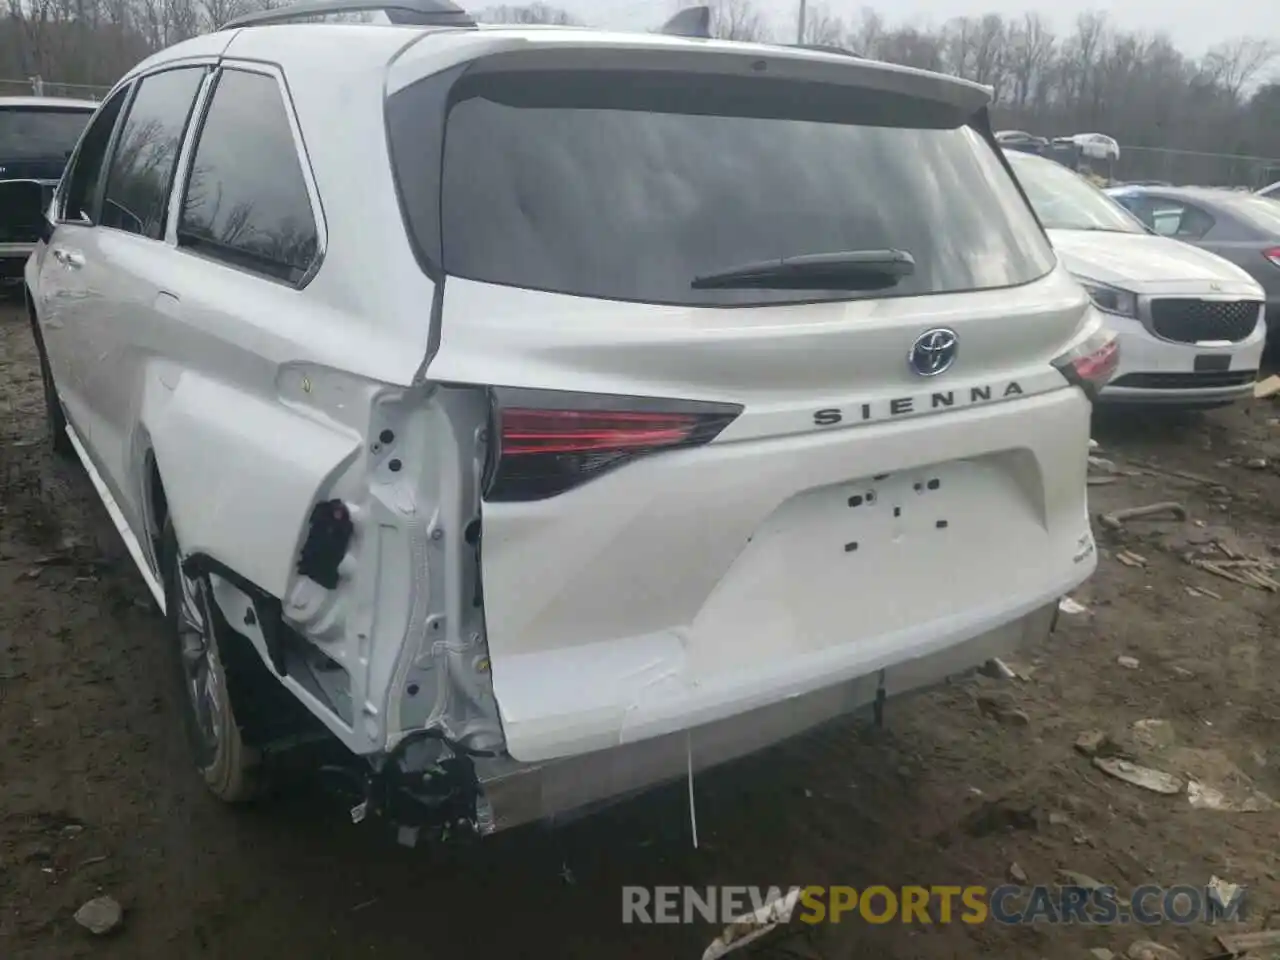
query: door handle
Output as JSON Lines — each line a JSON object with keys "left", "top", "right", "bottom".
{"left": 52, "top": 247, "right": 84, "bottom": 268}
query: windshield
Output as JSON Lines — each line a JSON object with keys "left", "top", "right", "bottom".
{"left": 0, "top": 106, "right": 93, "bottom": 162}
{"left": 389, "top": 68, "right": 1055, "bottom": 306}
{"left": 1006, "top": 151, "right": 1146, "bottom": 234}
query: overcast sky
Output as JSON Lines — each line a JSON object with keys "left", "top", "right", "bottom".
{"left": 561, "top": 0, "right": 1278, "bottom": 58}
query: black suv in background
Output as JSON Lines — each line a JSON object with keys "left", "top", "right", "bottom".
{"left": 0, "top": 96, "right": 97, "bottom": 285}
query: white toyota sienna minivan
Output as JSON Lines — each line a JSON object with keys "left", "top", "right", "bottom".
{"left": 25, "top": 0, "right": 1111, "bottom": 839}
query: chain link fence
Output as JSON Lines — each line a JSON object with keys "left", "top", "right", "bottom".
{"left": 1114, "top": 146, "right": 1280, "bottom": 190}
{"left": 0, "top": 77, "right": 111, "bottom": 100}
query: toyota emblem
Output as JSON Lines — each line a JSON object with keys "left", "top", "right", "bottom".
{"left": 908, "top": 328, "right": 959, "bottom": 377}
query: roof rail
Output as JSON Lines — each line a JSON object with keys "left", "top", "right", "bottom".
{"left": 790, "top": 42, "right": 861, "bottom": 57}
{"left": 221, "top": 0, "right": 476, "bottom": 30}
{"left": 658, "top": 6, "right": 710, "bottom": 38}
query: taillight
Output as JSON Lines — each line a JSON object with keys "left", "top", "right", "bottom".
{"left": 1263, "top": 247, "right": 1280, "bottom": 269}
{"left": 484, "top": 389, "right": 742, "bottom": 502}
{"left": 1052, "top": 327, "right": 1120, "bottom": 402}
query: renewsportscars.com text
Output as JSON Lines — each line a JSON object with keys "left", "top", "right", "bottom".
{"left": 622, "top": 884, "right": 1245, "bottom": 926}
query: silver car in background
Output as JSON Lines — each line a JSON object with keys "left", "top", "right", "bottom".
{"left": 1107, "top": 185, "right": 1280, "bottom": 348}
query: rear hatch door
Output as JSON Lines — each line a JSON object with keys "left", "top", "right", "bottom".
{"left": 387, "top": 41, "right": 1095, "bottom": 761}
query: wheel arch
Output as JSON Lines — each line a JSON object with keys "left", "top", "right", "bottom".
{"left": 24, "top": 282, "right": 43, "bottom": 340}
{"left": 142, "top": 443, "right": 168, "bottom": 564}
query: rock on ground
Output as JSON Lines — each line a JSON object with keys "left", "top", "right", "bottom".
{"left": 74, "top": 896, "right": 123, "bottom": 935}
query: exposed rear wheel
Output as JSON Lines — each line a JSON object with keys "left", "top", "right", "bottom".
{"left": 161, "top": 519, "right": 262, "bottom": 802}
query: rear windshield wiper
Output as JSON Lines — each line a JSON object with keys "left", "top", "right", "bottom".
{"left": 691, "top": 249, "right": 915, "bottom": 291}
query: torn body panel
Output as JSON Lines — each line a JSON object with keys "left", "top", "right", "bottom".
{"left": 148, "top": 360, "right": 503, "bottom": 759}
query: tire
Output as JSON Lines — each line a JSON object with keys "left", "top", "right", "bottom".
{"left": 26, "top": 297, "right": 74, "bottom": 459}
{"left": 160, "top": 518, "right": 262, "bottom": 802}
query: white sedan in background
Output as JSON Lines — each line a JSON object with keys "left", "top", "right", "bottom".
{"left": 1007, "top": 150, "right": 1266, "bottom": 406}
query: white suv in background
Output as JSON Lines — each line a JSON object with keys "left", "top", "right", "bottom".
{"left": 25, "top": 0, "right": 1111, "bottom": 840}
{"left": 1006, "top": 150, "right": 1266, "bottom": 406}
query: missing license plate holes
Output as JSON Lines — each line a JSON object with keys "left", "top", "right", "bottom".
{"left": 893, "top": 506, "right": 901, "bottom": 517}
{"left": 936, "top": 520, "right": 949, "bottom": 529}
{"left": 844, "top": 541, "right": 859, "bottom": 552}
{"left": 848, "top": 494, "right": 863, "bottom": 508}
{"left": 865, "top": 491, "right": 876, "bottom": 503}
{"left": 927, "top": 478, "right": 940, "bottom": 490}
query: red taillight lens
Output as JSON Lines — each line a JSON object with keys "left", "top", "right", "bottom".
{"left": 1071, "top": 338, "right": 1120, "bottom": 383}
{"left": 499, "top": 409, "right": 699, "bottom": 455}
{"left": 1263, "top": 247, "right": 1280, "bottom": 269}
{"left": 1052, "top": 328, "right": 1120, "bottom": 402}
{"left": 485, "top": 390, "right": 742, "bottom": 502}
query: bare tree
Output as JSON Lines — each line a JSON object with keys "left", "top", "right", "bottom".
{"left": 475, "top": 3, "right": 578, "bottom": 26}
{"left": 877, "top": 26, "right": 944, "bottom": 73}
{"left": 800, "top": 3, "right": 845, "bottom": 48}
{"left": 708, "top": 0, "right": 767, "bottom": 42}
{"left": 942, "top": 16, "right": 974, "bottom": 78}
{"left": 1202, "top": 38, "right": 1279, "bottom": 100}
{"left": 1006, "top": 13, "right": 1055, "bottom": 110}
{"left": 1042, "top": 10, "right": 1108, "bottom": 127}
{"left": 943, "top": 15, "right": 1006, "bottom": 94}
{"left": 847, "top": 7, "right": 886, "bottom": 58}
{"left": 197, "top": 0, "right": 246, "bottom": 30}
{"left": 971, "top": 14, "right": 1007, "bottom": 92}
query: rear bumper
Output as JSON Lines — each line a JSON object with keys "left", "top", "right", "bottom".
{"left": 488, "top": 549, "right": 1092, "bottom": 763}
{"left": 1100, "top": 377, "right": 1256, "bottom": 406}
{"left": 477, "top": 599, "right": 1063, "bottom": 832}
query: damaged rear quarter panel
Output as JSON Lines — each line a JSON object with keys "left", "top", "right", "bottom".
{"left": 144, "top": 359, "right": 504, "bottom": 758}
{"left": 146, "top": 365, "right": 363, "bottom": 599}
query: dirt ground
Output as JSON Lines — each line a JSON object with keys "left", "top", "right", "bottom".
{"left": 2, "top": 301, "right": 1279, "bottom": 960}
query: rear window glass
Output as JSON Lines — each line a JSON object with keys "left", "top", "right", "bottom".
{"left": 0, "top": 106, "right": 93, "bottom": 162}
{"left": 389, "top": 69, "right": 1055, "bottom": 306}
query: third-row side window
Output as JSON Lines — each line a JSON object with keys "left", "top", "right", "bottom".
{"left": 177, "top": 69, "right": 320, "bottom": 284}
